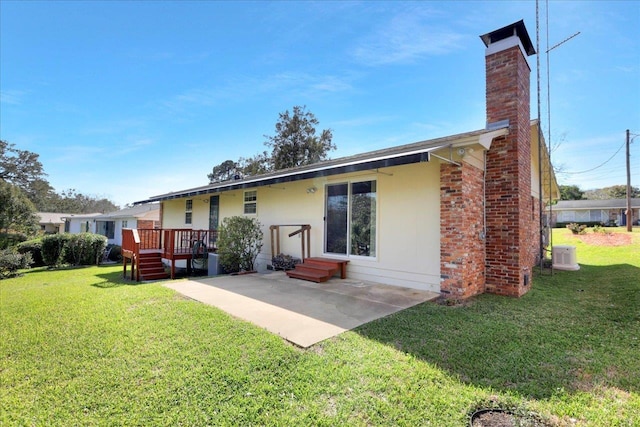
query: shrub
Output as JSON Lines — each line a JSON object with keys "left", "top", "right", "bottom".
{"left": 107, "top": 244, "right": 122, "bottom": 262}
{"left": 0, "top": 248, "right": 32, "bottom": 278}
{"left": 217, "top": 216, "right": 263, "bottom": 273}
{"left": 555, "top": 221, "right": 603, "bottom": 229}
{"left": 17, "top": 238, "right": 44, "bottom": 267}
{"left": 0, "top": 232, "right": 28, "bottom": 250}
{"left": 271, "top": 253, "right": 300, "bottom": 270}
{"left": 63, "top": 233, "right": 108, "bottom": 266}
{"left": 593, "top": 225, "right": 611, "bottom": 235}
{"left": 566, "top": 223, "right": 587, "bottom": 235}
{"left": 41, "top": 234, "right": 71, "bottom": 267}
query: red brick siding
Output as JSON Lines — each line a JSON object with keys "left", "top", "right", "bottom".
{"left": 484, "top": 44, "right": 534, "bottom": 297}
{"left": 136, "top": 219, "right": 159, "bottom": 248}
{"left": 440, "top": 161, "right": 486, "bottom": 298}
{"left": 137, "top": 220, "right": 155, "bottom": 230}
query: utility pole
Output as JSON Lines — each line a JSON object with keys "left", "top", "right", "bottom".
{"left": 627, "top": 129, "right": 632, "bottom": 232}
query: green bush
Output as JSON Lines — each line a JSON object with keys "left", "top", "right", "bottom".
{"left": 566, "top": 223, "right": 587, "bottom": 235}
{"left": 555, "top": 221, "right": 603, "bottom": 229}
{"left": 0, "top": 248, "right": 32, "bottom": 278}
{"left": 16, "top": 238, "right": 44, "bottom": 267}
{"left": 217, "top": 216, "right": 263, "bottom": 273}
{"left": 41, "top": 234, "right": 71, "bottom": 267}
{"left": 41, "top": 233, "right": 108, "bottom": 267}
{"left": 63, "top": 233, "right": 108, "bottom": 266}
{"left": 0, "top": 232, "right": 28, "bottom": 250}
{"left": 107, "top": 244, "right": 122, "bottom": 262}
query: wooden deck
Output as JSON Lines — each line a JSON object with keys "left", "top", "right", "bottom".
{"left": 122, "top": 228, "right": 216, "bottom": 281}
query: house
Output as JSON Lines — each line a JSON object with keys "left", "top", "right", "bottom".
{"left": 132, "top": 21, "right": 560, "bottom": 298}
{"left": 63, "top": 204, "right": 160, "bottom": 246}
{"left": 552, "top": 199, "right": 640, "bottom": 227}
{"left": 36, "top": 212, "right": 67, "bottom": 234}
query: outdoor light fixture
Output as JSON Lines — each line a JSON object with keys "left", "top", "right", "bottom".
{"left": 306, "top": 186, "right": 317, "bottom": 194}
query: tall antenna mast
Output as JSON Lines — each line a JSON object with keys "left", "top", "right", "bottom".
{"left": 536, "top": 0, "right": 580, "bottom": 274}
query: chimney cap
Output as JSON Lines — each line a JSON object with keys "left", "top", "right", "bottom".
{"left": 480, "top": 20, "right": 536, "bottom": 56}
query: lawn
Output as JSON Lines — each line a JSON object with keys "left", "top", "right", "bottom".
{"left": 1, "top": 228, "right": 638, "bottom": 426}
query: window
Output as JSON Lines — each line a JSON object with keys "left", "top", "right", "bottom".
{"left": 122, "top": 220, "right": 128, "bottom": 228}
{"left": 325, "top": 180, "right": 377, "bottom": 257}
{"left": 96, "top": 221, "right": 115, "bottom": 239}
{"left": 185, "top": 199, "right": 193, "bottom": 224}
{"left": 244, "top": 191, "right": 257, "bottom": 215}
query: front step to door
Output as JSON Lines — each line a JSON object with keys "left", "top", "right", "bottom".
{"left": 286, "top": 257, "right": 349, "bottom": 283}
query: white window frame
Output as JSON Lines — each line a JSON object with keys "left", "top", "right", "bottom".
{"left": 243, "top": 190, "right": 257, "bottom": 215}
{"left": 324, "top": 179, "right": 377, "bottom": 259}
{"left": 185, "top": 199, "right": 193, "bottom": 224}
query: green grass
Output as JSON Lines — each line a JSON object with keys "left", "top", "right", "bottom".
{"left": 1, "top": 228, "right": 639, "bottom": 426}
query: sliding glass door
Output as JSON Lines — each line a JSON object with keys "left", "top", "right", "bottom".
{"left": 325, "top": 181, "right": 376, "bottom": 257}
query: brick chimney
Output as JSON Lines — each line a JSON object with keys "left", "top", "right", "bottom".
{"left": 481, "top": 21, "right": 536, "bottom": 297}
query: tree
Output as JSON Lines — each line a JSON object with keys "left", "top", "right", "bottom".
{"left": 0, "top": 181, "right": 39, "bottom": 235}
{"left": 584, "top": 185, "right": 640, "bottom": 200}
{"left": 264, "top": 105, "right": 335, "bottom": 170}
{"left": 206, "top": 106, "right": 335, "bottom": 183}
{"left": 0, "top": 140, "right": 47, "bottom": 190}
{"left": 208, "top": 160, "right": 241, "bottom": 184}
{"left": 49, "top": 189, "right": 118, "bottom": 214}
{"left": 1, "top": 140, "right": 119, "bottom": 212}
{"left": 238, "top": 151, "right": 271, "bottom": 177}
{"left": 559, "top": 185, "right": 584, "bottom": 200}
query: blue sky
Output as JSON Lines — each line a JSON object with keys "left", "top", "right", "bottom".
{"left": 1, "top": 1, "right": 638, "bottom": 207}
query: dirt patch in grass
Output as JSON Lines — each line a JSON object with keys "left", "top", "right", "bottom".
{"left": 575, "top": 233, "right": 632, "bottom": 246}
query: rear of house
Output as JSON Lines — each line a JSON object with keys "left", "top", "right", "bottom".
{"left": 134, "top": 21, "right": 559, "bottom": 298}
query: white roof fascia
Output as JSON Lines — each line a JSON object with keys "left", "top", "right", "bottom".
{"left": 478, "top": 127, "right": 509, "bottom": 149}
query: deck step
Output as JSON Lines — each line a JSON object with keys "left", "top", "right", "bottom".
{"left": 286, "top": 257, "right": 349, "bottom": 283}
{"left": 137, "top": 252, "right": 169, "bottom": 280}
{"left": 286, "top": 269, "right": 332, "bottom": 283}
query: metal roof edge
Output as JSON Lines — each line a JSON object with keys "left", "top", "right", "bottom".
{"left": 134, "top": 127, "right": 505, "bottom": 205}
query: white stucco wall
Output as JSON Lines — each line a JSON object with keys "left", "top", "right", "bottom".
{"left": 160, "top": 160, "right": 442, "bottom": 292}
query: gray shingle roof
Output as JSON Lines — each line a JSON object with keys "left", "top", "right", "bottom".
{"left": 554, "top": 199, "right": 640, "bottom": 210}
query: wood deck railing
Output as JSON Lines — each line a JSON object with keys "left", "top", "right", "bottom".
{"left": 122, "top": 228, "right": 218, "bottom": 281}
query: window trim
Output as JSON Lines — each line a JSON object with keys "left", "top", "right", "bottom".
{"left": 185, "top": 199, "right": 193, "bottom": 224}
{"left": 243, "top": 190, "right": 257, "bottom": 215}
{"left": 324, "top": 179, "right": 377, "bottom": 259}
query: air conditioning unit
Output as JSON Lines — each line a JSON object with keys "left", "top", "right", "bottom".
{"left": 552, "top": 245, "right": 580, "bottom": 271}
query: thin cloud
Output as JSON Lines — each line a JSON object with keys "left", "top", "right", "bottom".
{"left": 0, "top": 90, "right": 26, "bottom": 105}
{"left": 351, "top": 11, "right": 465, "bottom": 66}
{"left": 160, "top": 72, "right": 354, "bottom": 113}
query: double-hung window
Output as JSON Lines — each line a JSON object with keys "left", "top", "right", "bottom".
{"left": 325, "top": 180, "right": 377, "bottom": 257}
{"left": 244, "top": 191, "right": 257, "bottom": 215}
{"left": 185, "top": 199, "right": 193, "bottom": 224}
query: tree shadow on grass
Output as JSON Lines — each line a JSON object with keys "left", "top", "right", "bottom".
{"left": 355, "top": 263, "right": 640, "bottom": 400}
{"left": 94, "top": 268, "right": 150, "bottom": 288}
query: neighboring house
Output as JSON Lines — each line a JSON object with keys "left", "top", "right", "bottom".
{"left": 36, "top": 212, "right": 67, "bottom": 234}
{"left": 134, "top": 21, "right": 560, "bottom": 299}
{"left": 552, "top": 199, "right": 640, "bottom": 227}
{"left": 63, "top": 204, "right": 160, "bottom": 246}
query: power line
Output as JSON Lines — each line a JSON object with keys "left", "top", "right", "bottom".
{"left": 563, "top": 140, "right": 626, "bottom": 174}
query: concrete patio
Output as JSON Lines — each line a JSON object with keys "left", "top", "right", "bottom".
{"left": 164, "top": 271, "right": 439, "bottom": 348}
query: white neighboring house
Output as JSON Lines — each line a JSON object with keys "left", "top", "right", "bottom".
{"left": 63, "top": 204, "right": 160, "bottom": 246}
{"left": 36, "top": 212, "right": 67, "bottom": 234}
{"left": 552, "top": 199, "right": 640, "bottom": 227}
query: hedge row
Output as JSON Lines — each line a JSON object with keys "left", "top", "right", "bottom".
{"left": 17, "top": 233, "right": 107, "bottom": 267}
{"left": 554, "top": 221, "right": 617, "bottom": 228}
